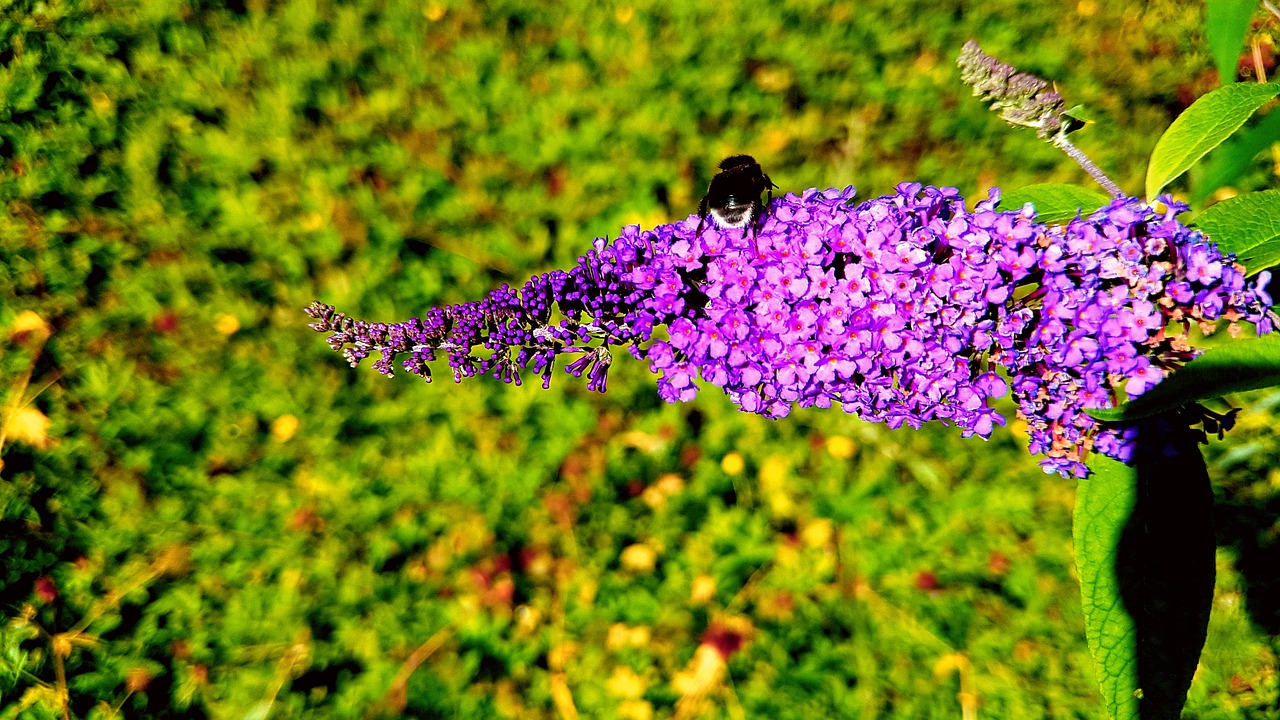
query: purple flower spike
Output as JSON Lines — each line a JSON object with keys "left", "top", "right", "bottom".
{"left": 307, "top": 186, "right": 1276, "bottom": 478}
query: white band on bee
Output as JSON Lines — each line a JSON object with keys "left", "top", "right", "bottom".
{"left": 710, "top": 208, "right": 753, "bottom": 229}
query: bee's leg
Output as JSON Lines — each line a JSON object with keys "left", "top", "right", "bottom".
{"left": 696, "top": 197, "right": 709, "bottom": 237}
{"left": 746, "top": 207, "right": 761, "bottom": 255}
{"left": 755, "top": 181, "right": 776, "bottom": 255}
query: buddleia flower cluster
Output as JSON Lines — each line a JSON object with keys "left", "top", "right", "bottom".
{"left": 307, "top": 185, "right": 1274, "bottom": 478}
{"left": 306, "top": 234, "right": 653, "bottom": 393}
{"left": 956, "top": 40, "right": 1070, "bottom": 139}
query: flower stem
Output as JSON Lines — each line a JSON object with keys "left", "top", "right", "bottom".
{"left": 1052, "top": 134, "right": 1124, "bottom": 197}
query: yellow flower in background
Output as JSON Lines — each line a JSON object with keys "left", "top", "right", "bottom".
{"left": 933, "top": 652, "right": 970, "bottom": 676}
{"left": 4, "top": 406, "right": 52, "bottom": 449}
{"left": 758, "top": 455, "right": 788, "bottom": 486}
{"left": 643, "top": 473, "right": 685, "bottom": 509}
{"left": 672, "top": 644, "right": 725, "bottom": 697}
{"left": 825, "top": 435, "right": 856, "bottom": 459}
{"left": 50, "top": 634, "right": 73, "bottom": 658}
{"left": 271, "top": 414, "right": 300, "bottom": 442}
{"left": 641, "top": 485, "right": 667, "bottom": 510}
{"left": 802, "top": 518, "right": 834, "bottom": 549}
{"left": 214, "top": 313, "right": 241, "bottom": 336}
{"left": 759, "top": 455, "right": 795, "bottom": 518}
{"left": 300, "top": 212, "right": 326, "bottom": 231}
{"left": 689, "top": 575, "right": 717, "bottom": 605}
{"left": 618, "top": 700, "right": 653, "bottom": 720}
{"left": 1008, "top": 417, "right": 1029, "bottom": 441}
{"left": 720, "top": 452, "right": 744, "bottom": 475}
{"left": 606, "top": 624, "right": 651, "bottom": 651}
{"left": 514, "top": 605, "right": 541, "bottom": 635}
{"left": 606, "top": 666, "right": 647, "bottom": 699}
{"left": 9, "top": 310, "right": 51, "bottom": 343}
{"left": 620, "top": 543, "right": 657, "bottom": 573}
{"left": 655, "top": 473, "right": 684, "bottom": 495}
{"left": 549, "top": 673, "right": 578, "bottom": 720}
{"left": 627, "top": 626, "right": 651, "bottom": 648}
{"left": 606, "top": 624, "right": 630, "bottom": 651}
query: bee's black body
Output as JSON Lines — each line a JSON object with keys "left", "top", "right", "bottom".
{"left": 697, "top": 155, "right": 777, "bottom": 238}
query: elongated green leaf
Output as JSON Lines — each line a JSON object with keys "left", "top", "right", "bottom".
{"left": 997, "top": 184, "right": 1111, "bottom": 225}
{"left": 1204, "top": 0, "right": 1256, "bottom": 84}
{"left": 1194, "top": 189, "right": 1280, "bottom": 275}
{"left": 1130, "top": 434, "right": 1215, "bottom": 720}
{"left": 1145, "top": 83, "right": 1280, "bottom": 199}
{"left": 1079, "top": 436, "right": 1215, "bottom": 720}
{"left": 1077, "top": 454, "right": 1141, "bottom": 720}
{"left": 1088, "top": 335, "right": 1280, "bottom": 422}
{"left": 1191, "top": 109, "right": 1280, "bottom": 203}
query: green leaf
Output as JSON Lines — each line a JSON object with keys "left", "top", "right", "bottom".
{"left": 997, "top": 184, "right": 1111, "bottom": 225}
{"left": 1062, "top": 104, "right": 1095, "bottom": 124}
{"left": 243, "top": 701, "right": 274, "bottom": 720}
{"left": 1062, "top": 104, "right": 1093, "bottom": 134}
{"left": 1088, "top": 335, "right": 1280, "bottom": 423}
{"left": 1076, "top": 454, "right": 1141, "bottom": 720}
{"left": 1145, "top": 82, "right": 1280, "bottom": 199}
{"left": 1191, "top": 108, "right": 1280, "bottom": 203}
{"left": 1078, "top": 436, "right": 1215, "bottom": 720}
{"left": 1193, "top": 189, "right": 1280, "bottom": 275}
{"left": 1204, "top": 0, "right": 1256, "bottom": 84}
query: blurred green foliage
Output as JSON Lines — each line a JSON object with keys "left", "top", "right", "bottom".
{"left": 2, "top": 0, "right": 1278, "bottom": 717}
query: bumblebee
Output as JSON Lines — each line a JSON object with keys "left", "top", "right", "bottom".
{"left": 696, "top": 155, "right": 777, "bottom": 238}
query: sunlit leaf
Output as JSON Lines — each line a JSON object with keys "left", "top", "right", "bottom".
{"left": 1191, "top": 109, "right": 1280, "bottom": 203}
{"left": 1145, "top": 83, "right": 1280, "bottom": 199}
{"left": 1078, "top": 438, "right": 1214, "bottom": 720}
{"left": 1194, "top": 189, "right": 1280, "bottom": 275}
{"left": 998, "top": 184, "right": 1111, "bottom": 225}
{"left": 1076, "top": 454, "right": 1140, "bottom": 720}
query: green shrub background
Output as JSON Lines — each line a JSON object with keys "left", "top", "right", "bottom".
{"left": 2, "top": 0, "right": 1278, "bottom": 717}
